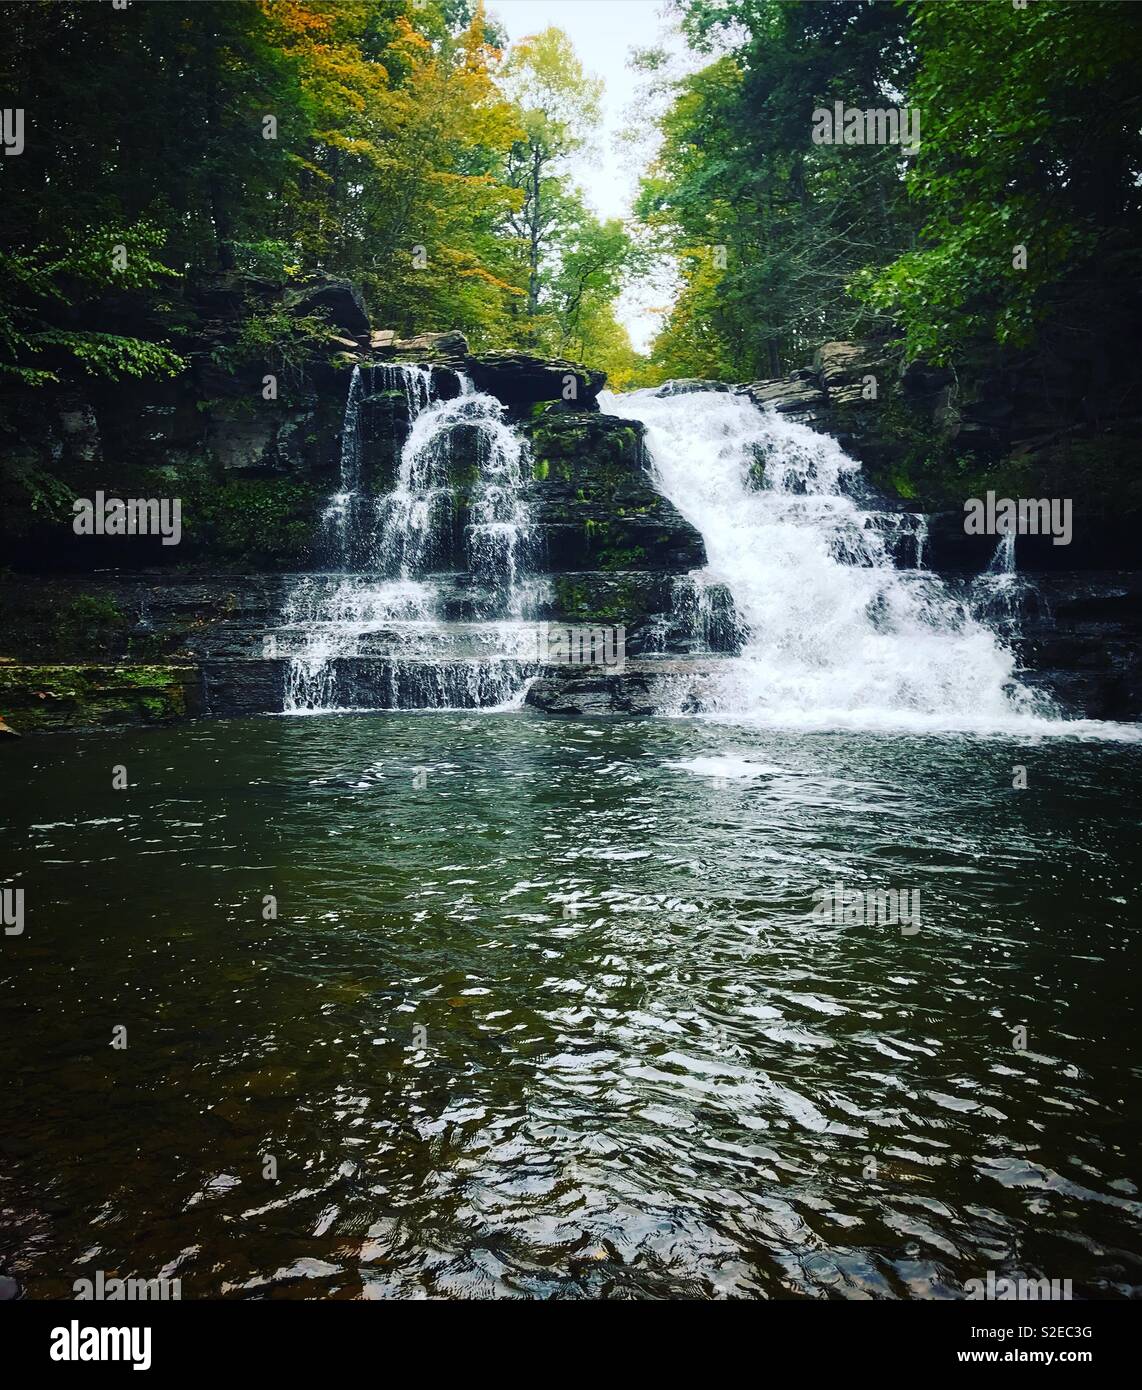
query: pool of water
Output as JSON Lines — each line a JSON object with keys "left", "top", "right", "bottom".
{"left": 1, "top": 712, "right": 1139, "bottom": 1298}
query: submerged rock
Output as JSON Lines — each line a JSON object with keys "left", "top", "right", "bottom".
{"left": 654, "top": 379, "right": 731, "bottom": 397}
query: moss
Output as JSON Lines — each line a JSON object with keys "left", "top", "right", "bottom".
{"left": 58, "top": 594, "right": 128, "bottom": 651}
{"left": 553, "top": 576, "right": 590, "bottom": 616}
{"left": 599, "top": 545, "right": 648, "bottom": 572}
{"left": 1, "top": 592, "right": 130, "bottom": 662}
{"left": 532, "top": 459, "right": 549, "bottom": 481}
{"left": 551, "top": 574, "right": 656, "bottom": 625}
{"left": 180, "top": 476, "right": 321, "bottom": 567}
{"left": 0, "top": 664, "right": 193, "bottom": 732}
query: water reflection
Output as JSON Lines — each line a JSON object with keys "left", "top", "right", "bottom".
{"left": 1, "top": 714, "right": 1139, "bottom": 1298}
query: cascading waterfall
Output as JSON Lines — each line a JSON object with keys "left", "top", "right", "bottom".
{"left": 604, "top": 387, "right": 1055, "bottom": 731}
{"left": 276, "top": 364, "right": 541, "bottom": 712}
{"left": 971, "top": 527, "right": 1026, "bottom": 639}
{"left": 988, "top": 530, "right": 1017, "bottom": 576}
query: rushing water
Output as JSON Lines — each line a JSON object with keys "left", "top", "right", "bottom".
{"left": 2, "top": 714, "right": 1139, "bottom": 1299}
{"left": 281, "top": 366, "right": 541, "bottom": 713}
{"left": 282, "top": 373, "right": 1106, "bottom": 731}
{"left": 603, "top": 388, "right": 1069, "bottom": 734}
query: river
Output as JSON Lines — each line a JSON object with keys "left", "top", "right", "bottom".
{"left": 2, "top": 712, "right": 1139, "bottom": 1298}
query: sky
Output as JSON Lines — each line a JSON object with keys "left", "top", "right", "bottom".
{"left": 490, "top": 0, "right": 690, "bottom": 353}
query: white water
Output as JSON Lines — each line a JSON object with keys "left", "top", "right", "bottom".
{"left": 604, "top": 386, "right": 1125, "bottom": 735}
{"left": 271, "top": 369, "right": 1134, "bottom": 736}
{"left": 278, "top": 365, "right": 540, "bottom": 712}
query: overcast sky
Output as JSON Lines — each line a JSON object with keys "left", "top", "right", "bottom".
{"left": 490, "top": 0, "right": 690, "bottom": 352}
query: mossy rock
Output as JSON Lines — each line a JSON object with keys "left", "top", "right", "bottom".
{"left": 0, "top": 664, "right": 198, "bottom": 732}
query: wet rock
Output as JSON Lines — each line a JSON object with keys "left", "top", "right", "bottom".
{"left": 525, "top": 658, "right": 729, "bottom": 716}
{"left": 654, "top": 379, "right": 731, "bottom": 397}
{"left": 199, "top": 658, "right": 284, "bottom": 716}
{"left": 527, "top": 413, "right": 706, "bottom": 573}
{"left": 0, "top": 664, "right": 202, "bottom": 731}
{"left": 735, "top": 376, "right": 827, "bottom": 417}
{"left": 526, "top": 668, "right": 657, "bottom": 716}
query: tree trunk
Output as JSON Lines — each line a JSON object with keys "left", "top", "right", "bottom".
{"left": 527, "top": 143, "right": 542, "bottom": 322}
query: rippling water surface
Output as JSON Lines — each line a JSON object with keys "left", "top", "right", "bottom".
{"left": 1, "top": 713, "right": 1139, "bottom": 1299}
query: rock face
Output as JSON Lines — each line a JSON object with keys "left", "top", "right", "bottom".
{"left": 370, "top": 331, "right": 605, "bottom": 412}
{"left": 526, "top": 657, "right": 741, "bottom": 716}
{"left": 527, "top": 413, "right": 705, "bottom": 575}
{"left": 1010, "top": 573, "right": 1142, "bottom": 720}
{"left": 736, "top": 371, "right": 827, "bottom": 417}
{"left": 1, "top": 275, "right": 1139, "bottom": 729}
{"left": 0, "top": 664, "right": 201, "bottom": 732}
{"left": 464, "top": 351, "right": 605, "bottom": 412}
{"left": 283, "top": 278, "right": 370, "bottom": 339}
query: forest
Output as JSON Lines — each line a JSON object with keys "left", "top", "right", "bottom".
{"left": 3, "top": 0, "right": 1140, "bottom": 397}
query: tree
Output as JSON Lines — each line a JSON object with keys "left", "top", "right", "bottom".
{"left": 638, "top": 0, "right": 915, "bottom": 379}
{"left": 500, "top": 27, "right": 604, "bottom": 330}
{"left": 858, "top": 0, "right": 1142, "bottom": 377}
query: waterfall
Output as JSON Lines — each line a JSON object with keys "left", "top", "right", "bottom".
{"left": 275, "top": 364, "right": 540, "bottom": 712}
{"left": 988, "top": 530, "right": 1017, "bottom": 575}
{"left": 604, "top": 387, "right": 1054, "bottom": 731}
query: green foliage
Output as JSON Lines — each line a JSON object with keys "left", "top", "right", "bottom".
{"left": 501, "top": 27, "right": 610, "bottom": 338}
{"left": 0, "top": 226, "right": 186, "bottom": 385}
{"left": 180, "top": 477, "right": 322, "bottom": 567}
{"left": 859, "top": 0, "right": 1142, "bottom": 366}
{"left": 642, "top": 1, "right": 914, "bottom": 380}
{"left": 0, "top": 454, "right": 77, "bottom": 529}
{"left": 648, "top": 0, "right": 1142, "bottom": 400}
{"left": 213, "top": 305, "right": 332, "bottom": 383}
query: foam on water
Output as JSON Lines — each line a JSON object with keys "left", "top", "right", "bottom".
{"left": 604, "top": 386, "right": 1137, "bottom": 739}
{"left": 277, "top": 365, "right": 538, "bottom": 712}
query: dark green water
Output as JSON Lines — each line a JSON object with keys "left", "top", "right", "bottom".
{"left": 2, "top": 712, "right": 1139, "bottom": 1299}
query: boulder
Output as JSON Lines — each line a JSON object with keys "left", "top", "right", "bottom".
{"left": 283, "top": 278, "right": 370, "bottom": 339}
{"left": 527, "top": 412, "right": 706, "bottom": 574}
{"left": 814, "top": 341, "right": 889, "bottom": 392}
{"left": 464, "top": 351, "right": 605, "bottom": 410}
{"left": 391, "top": 330, "right": 469, "bottom": 358}
{"left": 735, "top": 376, "right": 826, "bottom": 416}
